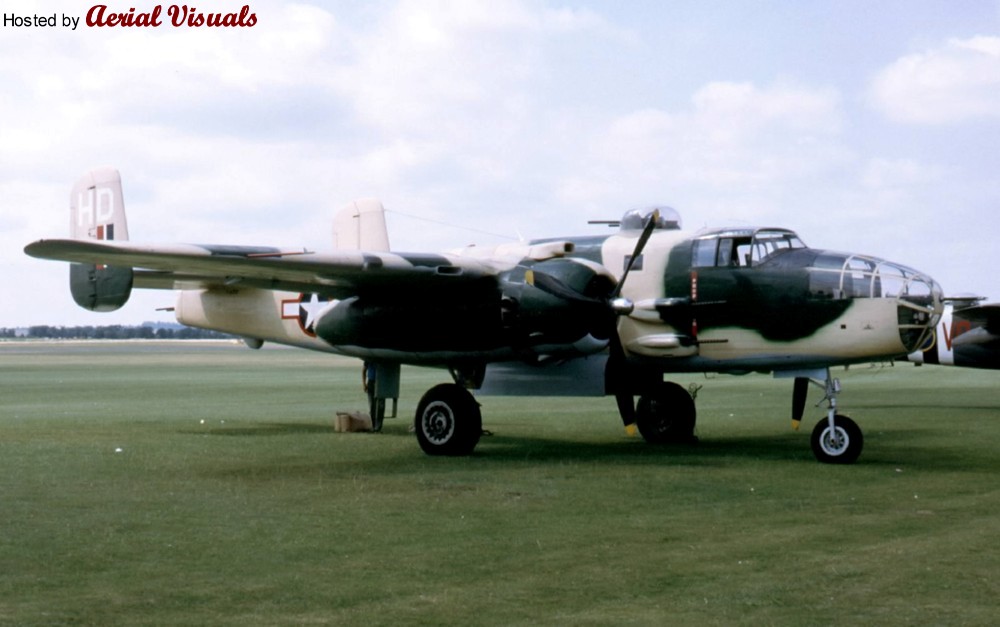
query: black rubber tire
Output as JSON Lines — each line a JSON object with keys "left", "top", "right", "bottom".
{"left": 414, "top": 384, "right": 482, "bottom": 456}
{"left": 635, "top": 381, "right": 697, "bottom": 444}
{"left": 811, "top": 414, "right": 863, "bottom": 464}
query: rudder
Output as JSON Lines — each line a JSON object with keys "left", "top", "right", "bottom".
{"left": 332, "top": 198, "right": 390, "bottom": 251}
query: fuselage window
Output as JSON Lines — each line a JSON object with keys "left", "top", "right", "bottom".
{"left": 716, "top": 238, "right": 735, "bottom": 266}
{"left": 751, "top": 233, "right": 805, "bottom": 265}
{"left": 694, "top": 232, "right": 803, "bottom": 268}
{"left": 702, "top": 237, "right": 750, "bottom": 267}
{"left": 692, "top": 238, "right": 718, "bottom": 268}
{"left": 733, "top": 238, "right": 753, "bottom": 267}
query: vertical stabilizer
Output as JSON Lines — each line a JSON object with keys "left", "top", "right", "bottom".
{"left": 68, "top": 168, "right": 133, "bottom": 311}
{"left": 333, "top": 198, "right": 390, "bottom": 251}
{"left": 70, "top": 167, "right": 129, "bottom": 242}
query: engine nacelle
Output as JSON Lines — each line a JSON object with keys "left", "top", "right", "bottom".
{"left": 500, "top": 257, "right": 617, "bottom": 355}
{"left": 311, "top": 258, "right": 617, "bottom": 361}
{"left": 315, "top": 296, "right": 504, "bottom": 354}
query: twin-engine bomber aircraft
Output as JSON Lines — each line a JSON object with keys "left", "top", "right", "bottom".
{"left": 25, "top": 168, "right": 944, "bottom": 463}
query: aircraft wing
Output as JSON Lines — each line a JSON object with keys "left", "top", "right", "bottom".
{"left": 957, "top": 303, "right": 1000, "bottom": 332}
{"left": 954, "top": 303, "right": 1000, "bottom": 347}
{"left": 24, "top": 238, "right": 499, "bottom": 298}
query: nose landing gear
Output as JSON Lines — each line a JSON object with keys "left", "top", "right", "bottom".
{"left": 812, "top": 413, "right": 863, "bottom": 464}
{"left": 789, "top": 368, "right": 865, "bottom": 464}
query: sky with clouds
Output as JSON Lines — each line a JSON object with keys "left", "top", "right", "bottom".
{"left": 2, "top": 0, "right": 999, "bottom": 327}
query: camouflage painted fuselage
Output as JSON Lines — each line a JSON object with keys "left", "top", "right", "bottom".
{"left": 527, "top": 226, "right": 940, "bottom": 373}
{"left": 173, "top": 223, "right": 941, "bottom": 380}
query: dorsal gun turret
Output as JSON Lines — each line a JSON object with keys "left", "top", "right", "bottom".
{"left": 619, "top": 206, "right": 681, "bottom": 232}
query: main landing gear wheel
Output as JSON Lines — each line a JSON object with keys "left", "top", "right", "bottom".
{"left": 811, "top": 414, "right": 863, "bottom": 464}
{"left": 636, "top": 381, "right": 697, "bottom": 444}
{"left": 415, "top": 383, "right": 482, "bottom": 456}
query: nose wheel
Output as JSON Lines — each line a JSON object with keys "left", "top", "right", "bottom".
{"left": 807, "top": 369, "right": 863, "bottom": 464}
{"left": 788, "top": 368, "right": 865, "bottom": 463}
{"left": 811, "top": 413, "right": 863, "bottom": 464}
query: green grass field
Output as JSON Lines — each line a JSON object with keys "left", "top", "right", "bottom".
{"left": 2, "top": 341, "right": 998, "bottom": 625}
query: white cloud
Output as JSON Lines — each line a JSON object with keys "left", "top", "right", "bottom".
{"left": 331, "top": 0, "right": 613, "bottom": 140}
{"left": 2, "top": 0, "right": 628, "bottom": 326}
{"left": 5, "top": 1, "right": 1000, "bottom": 326}
{"left": 553, "top": 81, "right": 851, "bottom": 223}
{"left": 869, "top": 35, "right": 1000, "bottom": 124}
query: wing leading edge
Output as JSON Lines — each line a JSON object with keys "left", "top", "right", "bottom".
{"left": 24, "top": 238, "right": 499, "bottom": 298}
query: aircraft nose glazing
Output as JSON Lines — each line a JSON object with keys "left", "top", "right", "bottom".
{"left": 808, "top": 252, "right": 943, "bottom": 353}
{"left": 890, "top": 264, "right": 943, "bottom": 353}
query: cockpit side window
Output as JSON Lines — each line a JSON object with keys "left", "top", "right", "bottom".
{"left": 751, "top": 232, "right": 806, "bottom": 265}
{"left": 714, "top": 237, "right": 751, "bottom": 266}
{"left": 692, "top": 236, "right": 751, "bottom": 267}
{"left": 733, "top": 238, "right": 753, "bottom": 267}
{"left": 693, "top": 230, "right": 805, "bottom": 268}
{"left": 716, "top": 238, "right": 734, "bottom": 266}
{"left": 692, "top": 238, "right": 718, "bottom": 268}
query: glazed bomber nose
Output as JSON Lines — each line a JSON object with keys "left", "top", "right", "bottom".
{"left": 807, "top": 252, "right": 943, "bottom": 353}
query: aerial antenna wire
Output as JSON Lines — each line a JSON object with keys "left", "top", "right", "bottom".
{"left": 386, "top": 209, "right": 520, "bottom": 241}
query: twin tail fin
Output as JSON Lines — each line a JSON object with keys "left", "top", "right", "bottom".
{"left": 68, "top": 168, "right": 133, "bottom": 311}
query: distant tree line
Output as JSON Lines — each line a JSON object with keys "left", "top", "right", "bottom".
{"left": 0, "top": 325, "right": 235, "bottom": 340}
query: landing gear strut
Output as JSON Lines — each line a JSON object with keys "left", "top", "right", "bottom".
{"left": 364, "top": 362, "right": 400, "bottom": 432}
{"left": 791, "top": 369, "right": 864, "bottom": 464}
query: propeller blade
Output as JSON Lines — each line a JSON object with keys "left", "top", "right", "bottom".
{"left": 609, "top": 333, "right": 638, "bottom": 434}
{"left": 610, "top": 209, "right": 660, "bottom": 300}
{"left": 792, "top": 377, "right": 809, "bottom": 431}
{"left": 523, "top": 209, "right": 662, "bottom": 359}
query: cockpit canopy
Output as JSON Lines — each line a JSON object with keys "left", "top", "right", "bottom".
{"left": 692, "top": 228, "right": 806, "bottom": 268}
{"left": 809, "top": 253, "right": 939, "bottom": 304}
{"left": 687, "top": 227, "right": 941, "bottom": 352}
